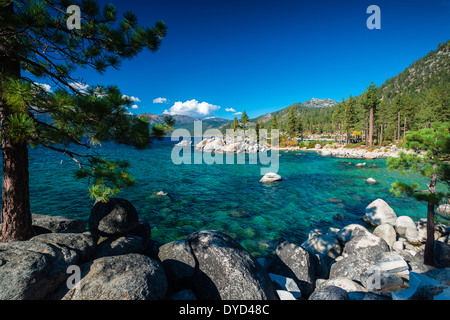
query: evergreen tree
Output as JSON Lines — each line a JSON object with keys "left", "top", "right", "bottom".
{"left": 286, "top": 105, "right": 298, "bottom": 138}
{"left": 271, "top": 114, "right": 279, "bottom": 130}
{"left": 0, "top": 0, "right": 168, "bottom": 242}
{"left": 387, "top": 122, "right": 450, "bottom": 266}
{"left": 344, "top": 95, "right": 356, "bottom": 145}
{"left": 240, "top": 110, "right": 249, "bottom": 130}
{"left": 231, "top": 116, "right": 240, "bottom": 130}
{"left": 361, "top": 82, "right": 380, "bottom": 148}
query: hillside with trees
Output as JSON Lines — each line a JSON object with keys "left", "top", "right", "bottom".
{"left": 233, "top": 40, "right": 449, "bottom": 146}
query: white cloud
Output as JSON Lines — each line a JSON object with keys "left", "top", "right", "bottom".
{"left": 225, "top": 108, "right": 237, "bottom": 113}
{"left": 233, "top": 112, "right": 242, "bottom": 116}
{"left": 164, "top": 99, "right": 220, "bottom": 118}
{"left": 130, "top": 104, "right": 139, "bottom": 109}
{"left": 68, "top": 82, "right": 89, "bottom": 93}
{"left": 34, "top": 82, "right": 53, "bottom": 93}
{"left": 122, "top": 95, "right": 141, "bottom": 102}
{"left": 153, "top": 97, "right": 168, "bottom": 104}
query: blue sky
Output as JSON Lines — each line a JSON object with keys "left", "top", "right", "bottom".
{"left": 65, "top": 0, "right": 449, "bottom": 119}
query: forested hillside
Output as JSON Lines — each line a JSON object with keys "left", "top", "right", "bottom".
{"left": 236, "top": 40, "right": 449, "bottom": 145}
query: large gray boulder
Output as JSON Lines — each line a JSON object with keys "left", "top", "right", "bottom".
{"left": 62, "top": 253, "right": 167, "bottom": 300}
{"left": 436, "top": 204, "right": 450, "bottom": 219}
{"left": 31, "top": 232, "right": 96, "bottom": 263}
{"left": 373, "top": 224, "right": 397, "bottom": 248}
{"left": 158, "top": 239, "right": 197, "bottom": 282}
{"left": 363, "top": 199, "right": 397, "bottom": 226}
{"left": 32, "top": 214, "right": 87, "bottom": 233}
{"left": 89, "top": 198, "right": 139, "bottom": 237}
{"left": 272, "top": 241, "right": 319, "bottom": 298}
{"left": 94, "top": 235, "right": 147, "bottom": 259}
{"left": 309, "top": 286, "right": 348, "bottom": 300}
{"left": 187, "top": 230, "right": 278, "bottom": 300}
{"left": 330, "top": 229, "right": 391, "bottom": 282}
{"left": 395, "top": 216, "right": 417, "bottom": 236}
{"left": 329, "top": 254, "right": 374, "bottom": 282}
{"left": 335, "top": 224, "right": 370, "bottom": 242}
{"left": 302, "top": 233, "right": 342, "bottom": 265}
{"left": 361, "top": 267, "right": 406, "bottom": 291}
{"left": 316, "top": 278, "right": 367, "bottom": 293}
{"left": 0, "top": 232, "right": 95, "bottom": 300}
{"left": 343, "top": 229, "right": 391, "bottom": 261}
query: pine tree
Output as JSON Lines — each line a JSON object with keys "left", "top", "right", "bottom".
{"left": 344, "top": 95, "right": 356, "bottom": 145}
{"left": 231, "top": 116, "right": 240, "bottom": 130}
{"left": 387, "top": 122, "right": 450, "bottom": 266}
{"left": 270, "top": 114, "right": 279, "bottom": 135}
{"left": 0, "top": 1, "right": 168, "bottom": 242}
{"left": 286, "top": 105, "right": 298, "bottom": 138}
{"left": 361, "top": 82, "right": 380, "bottom": 148}
{"left": 240, "top": 110, "right": 249, "bottom": 130}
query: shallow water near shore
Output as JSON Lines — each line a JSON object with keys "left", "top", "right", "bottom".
{"left": 25, "top": 138, "right": 435, "bottom": 256}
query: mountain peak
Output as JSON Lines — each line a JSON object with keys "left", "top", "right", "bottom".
{"left": 301, "top": 98, "right": 338, "bottom": 108}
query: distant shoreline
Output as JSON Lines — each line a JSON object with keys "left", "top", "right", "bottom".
{"left": 271, "top": 145, "right": 404, "bottom": 159}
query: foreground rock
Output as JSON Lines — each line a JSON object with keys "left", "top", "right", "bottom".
{"left": 271, "top": 241, "right": 318, "bottom": 298}
{"left": 32, "top": 214, "right": 87, "bottom": 233}
{"left": 89, "top": 198, "right": 139, "bottom": 237}
{"left": 0, "top": 232, "right": 95, "bottom": 300}
{"left": 62, "top": 254, "right": 167, "bottom": 300}
{"left": 187, "top": 230, "right": 278, "bottom": 300}
{"left": 1, "top": 197, "right": 449, "bottom": 301}
{"left": 392, "top": 270, "right": 450, "bottom": 300}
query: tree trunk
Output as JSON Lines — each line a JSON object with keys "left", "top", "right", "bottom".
{"left": 380, "top": 123, "right": 383, "bottom": 146}
{"left": 404, "top": 116, "right": 407, "bottom": 141}
{"left": 0, "top": 3, "right": 34, "bottom": 242}
{"left": 368, "top": 107, "right": 374, "bottom": 148}
{"left": 424, "top": 171, "right": 438, "bottom": 266}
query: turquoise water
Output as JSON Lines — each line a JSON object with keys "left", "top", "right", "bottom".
{"left": 27, "top": 139, "right": 433, "bottom": 256}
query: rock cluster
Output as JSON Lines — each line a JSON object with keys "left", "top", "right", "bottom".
{"left": 0, "top": 197, "right": 448, "bottom": 300}
{"left": 195, "top": 136, "right": 269, "bottom": 154}
{"left": 317, "top": 146, "right": 409, "bottom": 159}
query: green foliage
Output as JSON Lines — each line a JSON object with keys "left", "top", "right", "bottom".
{"left": 231, "top": 116, "right": 240, "bottom": 130}
{"left": 388, "top": 122, "right": 449, "bottom": 204}
{"left": 271, "top": 114, "right": 279, "bottom": 130}
{"left": 0, "top": 0, "right": 169, "bottom": 201}
{"left": 361, "top": 81, "right": 380, "bottom": 113}
{"left": 240, "top": 110, "right": 249, "bottom": 129}
{"left": 279, "top": 136, "right": 300, "bottom": 148}
{"left": 6, "top": 114, "right": 36, "bottom": 143}
{"left": 286, "top": 105, "right": 302, "bottom": 138}
{"left": 76, "top": 158, "right": 135, "bottom": 202}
